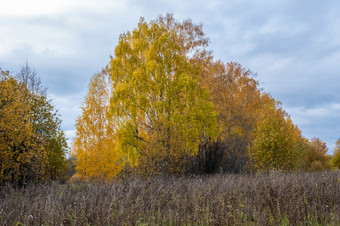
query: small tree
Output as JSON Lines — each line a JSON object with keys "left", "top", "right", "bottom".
{"left": 72, "top": 71, "right": 122, "bottom": 181}
{"left": 30, "top": 94, "right": 68, "bottom": 180}
{"left": 300, "top": 138, "right": 331, "bottom": 171}
{"left": 331, "top": 138, "right": 340, "bottom": 169}
{"left": 248, "top": 103, "right": 304, "bottom": 172}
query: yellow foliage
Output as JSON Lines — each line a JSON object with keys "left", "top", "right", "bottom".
{"left": 72, "top": 72, "right": 122, "bottom": 181}
{"left": 331, "top": 138, "right": 340, "bottom": 169}
{"left": 0, "top": 70, "right": 36, "bottom": 184}
{"left": 248, "top": 102, "right": 305, "bottom": 172}
{"left": 109, "top": 16, "right": 218, "bottom": 175}
{"left": 73, "top": 15, "right": 313, "bottom": 176}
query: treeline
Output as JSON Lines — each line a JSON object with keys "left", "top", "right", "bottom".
{"left": 71, "top": 14, "right": 340, "bottom": 181}
{"left": 2, "top": 15, "right": 340, "bottom": 185}
{"left": 0, "top": 64, "right": 69, "bottom": 186}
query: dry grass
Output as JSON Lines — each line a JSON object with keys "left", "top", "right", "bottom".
{"left": 1, "top": 171, "right": 340, "bottom": 225}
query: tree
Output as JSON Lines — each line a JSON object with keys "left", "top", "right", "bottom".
{"left": 299, "top": 138, "right": 331, "bottom": 171}
{"left": 16, "top": 63, "right": 68, "bottom": 181}
{"left": 0, "top": 65, "right": 68, "bottom": 185}
{"left": 109, "top": 17, "right": 218, "bottom": 176}
{"left": 248, "top": 102, "right": 304, "bottom": 172}
{"left": 331, "top": 138, "right": 340, "bottom": 169}
{"left": 0, "top": 69, "right": 35, "bottom": 184}
{"left": 72, "top": 71, "right": 122, "bottom": 181}
{"left": 196, "top": 61, "right": 274, "bottom": 173}
{"left": 30, "top": 94, "right": 68, "bottom": 180}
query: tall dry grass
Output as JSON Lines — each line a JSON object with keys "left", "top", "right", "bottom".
{"left": 0, "top": 171, "right": 339, "bottom": 225}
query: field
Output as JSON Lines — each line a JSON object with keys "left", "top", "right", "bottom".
{"left": 1, "top": 171, "right": 340, "bottom": 225}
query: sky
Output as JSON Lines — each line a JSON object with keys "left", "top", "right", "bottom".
{"left": 1, "top": 0, "right": 339, "bottom": 152}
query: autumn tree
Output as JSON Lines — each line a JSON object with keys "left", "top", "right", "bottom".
{"left": 193, "top": 61, "right": 276, "bottom": 173}
{"left": 248, "top": 102, "right": 305, "bottom": 172}
{"left": 0, "top": 69, "right": 36, "bottom": 184}
{"left": 16, "top": 63, "right": 68, "bottom": 181}
{"left": 72, "top": 71, "right": 122, "bottom": 181}
{"left": 152, "top": 16, "right": 285, "bottom": 174}
{"left": 300, "top": 138, "right": 331, "bottom": 171}
{"left": 331, "top": 138, "right": 340, "bottom": 169}
{"left": 109, "top": 17, "right": 217, "bottom": 176}
{"left": 30, "top": 95, "right": 68, "bottom": 180}
{"left": 0, "top": 65, "right": 68, "bottom": 185}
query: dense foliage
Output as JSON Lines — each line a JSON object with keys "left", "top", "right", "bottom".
{"left": 72, "top": 71, "right": 121, "bottom": 181}
{"left": 71, "top": 14, "right": 335, "bottom": 179}
{"left": 0, "top": 65, "right": 68, "bottom": 185}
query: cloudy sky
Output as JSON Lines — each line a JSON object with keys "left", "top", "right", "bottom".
{"left": 1, "top": 0, "right": 339, "bottom": 152}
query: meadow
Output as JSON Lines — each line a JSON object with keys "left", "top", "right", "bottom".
{"left": 1, "top": 171, "right": 339, "bottom": 225}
